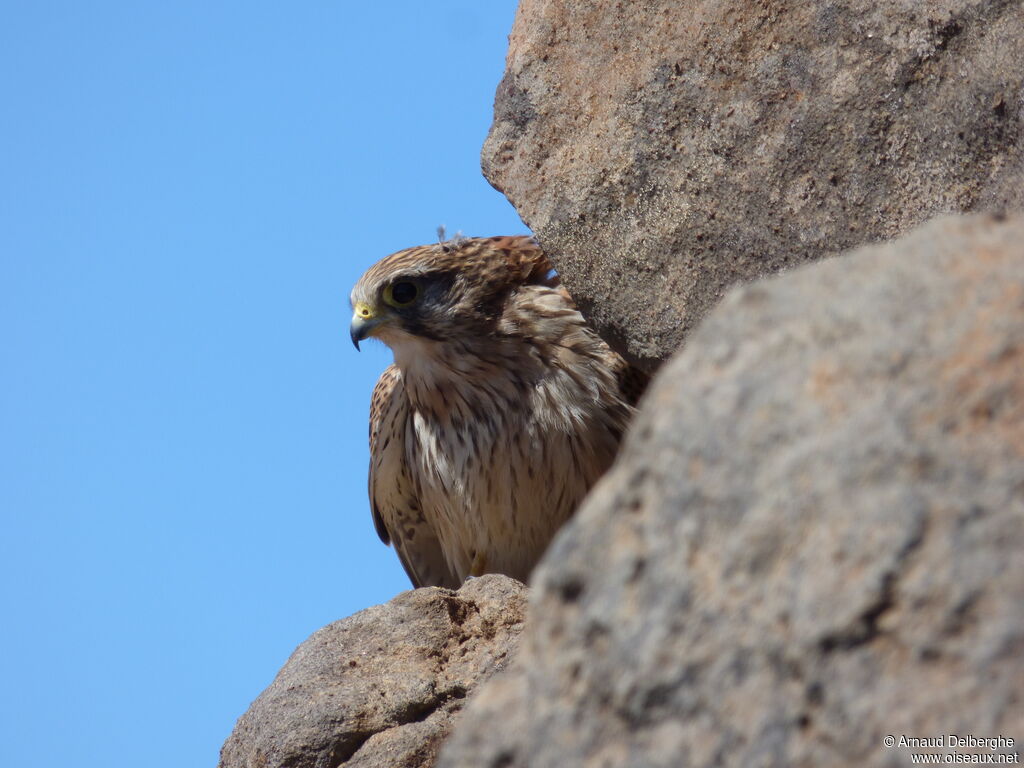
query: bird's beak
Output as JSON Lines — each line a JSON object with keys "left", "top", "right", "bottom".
{"left": 350, "top": 302, "right": 379, "bottom": 351}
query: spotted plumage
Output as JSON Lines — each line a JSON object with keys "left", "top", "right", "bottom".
{"left": 350, "top": 235, "right": 647, "bottom": 588}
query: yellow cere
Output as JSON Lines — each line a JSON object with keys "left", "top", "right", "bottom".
{"left": 354, "top": 302, "right": 375, "bottom": 319}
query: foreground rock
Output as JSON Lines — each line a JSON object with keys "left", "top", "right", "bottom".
{"left": 485, "top": 0, "right": 1024, "bottom": 370}
{"left": 439, "top": 213, "right": 1024, "bottom": 768}
{"left": 220, "top": 575, "right": 525, "bottom": 768}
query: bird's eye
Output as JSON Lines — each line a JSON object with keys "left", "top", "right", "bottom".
{"left": 384, "top": 281, "right": 419, "bottom": 307}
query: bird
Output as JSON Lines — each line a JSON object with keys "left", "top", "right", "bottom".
{"left": 349, "top": 234, "right": 647, "bottom": 589}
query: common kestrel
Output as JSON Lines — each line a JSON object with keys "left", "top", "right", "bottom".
{"left": 350, "top": 235, "right": 646, "bottom": 588}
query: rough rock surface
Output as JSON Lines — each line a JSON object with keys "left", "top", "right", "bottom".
{"left": 484, "top": 0, "right": 1024, "bottom": 370}
{"left": 438, "top": 213, "right": 1024, "bottom": 768}
{"left": 219, "top": 575, "right": 526, "bottom": 768}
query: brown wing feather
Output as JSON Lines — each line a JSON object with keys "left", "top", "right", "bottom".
{"left": 368, "top": 364, "right": 460, "bottom": 589}
{"left": 367, "top": 365, "right": 400, "bottom": 546}
{"left": 484, "top": 235, "right": 558, "bottom": 288}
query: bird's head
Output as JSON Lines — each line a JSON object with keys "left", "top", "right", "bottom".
{"left": 349, "top": 235, "right": 555, "bottom": 352}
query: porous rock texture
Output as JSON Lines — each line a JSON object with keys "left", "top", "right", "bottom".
{"left": 438, "top": 213, "right": 1024, "bottom": 768}
{"left": 219, "top": 575, "right": 525, "bottom": 768}
{"left": 484, "top": 0, "right": 1024, "bottom": 370}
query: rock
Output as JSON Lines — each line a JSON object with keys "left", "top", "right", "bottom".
{"left": 220, "top": 575, "right": 526, "bottom": 768}
{"left": 484, "top": 0, "right": 1024, "bottom": 370}
{"left": 438, "top": 213, "right": 1024, "bottom": 768}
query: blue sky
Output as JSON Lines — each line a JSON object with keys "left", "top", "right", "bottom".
{"left": 0, "top": 2, "right": 523, "bottom": 765}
